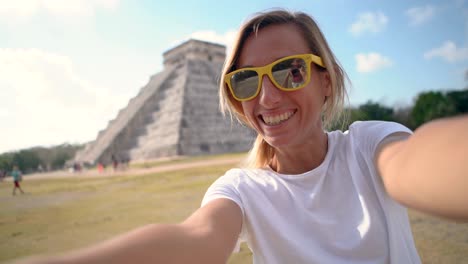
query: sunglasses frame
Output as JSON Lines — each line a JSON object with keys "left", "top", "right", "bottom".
{"left": 224, "top": 53, "right": 325, "bottom": 102}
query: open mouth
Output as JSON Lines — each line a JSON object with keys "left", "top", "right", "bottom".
{"left": 260, "top": 110, "right": 296, "bottom": 126}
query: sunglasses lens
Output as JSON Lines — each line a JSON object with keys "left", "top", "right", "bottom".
{"left": 230, "top": 70, "right": 259, "bottom": 100}
{"left": 272, "top": 57, "right": 308, "bottom": 89}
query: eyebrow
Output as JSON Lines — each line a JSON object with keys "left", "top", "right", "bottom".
{"left": 237, "top": 55, "right": 294, "bottom": 69}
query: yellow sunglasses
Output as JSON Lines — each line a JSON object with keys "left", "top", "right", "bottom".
{"left": 224, "top": 53, "right": 325, "bottom": 101}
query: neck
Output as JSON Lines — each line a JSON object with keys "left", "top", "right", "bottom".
{"left": 270, "top": 131, "right": 328, "bottom": 174}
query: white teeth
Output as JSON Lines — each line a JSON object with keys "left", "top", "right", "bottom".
{"left": 263, "top": 111, "right": 294, "bottom": 125}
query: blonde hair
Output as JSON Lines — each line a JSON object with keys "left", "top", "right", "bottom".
{"left": 219, "top": 9, "right": 349, "bottom": 168}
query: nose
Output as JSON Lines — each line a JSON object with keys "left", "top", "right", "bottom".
{"left": 258, "top": 75, "right": 282, "bottom": 107}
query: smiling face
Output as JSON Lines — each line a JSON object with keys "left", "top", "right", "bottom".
{"left": 238, "top": 23, "right": 331, "bottom": 149}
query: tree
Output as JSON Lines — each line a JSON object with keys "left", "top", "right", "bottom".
{"left": 357, "top": 101, "right": 394, "bottom": 121}
{"left": 446, "top": 89, "right": 468, "bottom": 114}
{"left": 393, "top": 106, "right": 413, "bottom": 129}
{"left": 0, "top": 143, "right": 84, "bottom": 173}
{"left": 333, "top": 101, "right": 395, "bottom": 131}
{"left": 411, "top": 91, "right": 456, "bottom": 128}
{"left": 0, "top": 152, "right": 14, "bottom": 172}
{"left": 12, "top": 150, "right": 41, "bottom": 173}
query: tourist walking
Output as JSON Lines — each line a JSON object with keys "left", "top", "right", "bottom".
{"left": 11, "top": 166, "right": 25, "bottom": 195}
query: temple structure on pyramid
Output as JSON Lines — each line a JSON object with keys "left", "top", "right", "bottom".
{"left": 74, "top": 39, "right": 255, "bottom": 165}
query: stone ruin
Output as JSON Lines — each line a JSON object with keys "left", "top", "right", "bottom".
{"left": 74, "top": 39, "right": 255, "bottom": 165}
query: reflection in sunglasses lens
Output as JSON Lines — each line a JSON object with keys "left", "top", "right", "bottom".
{"left": 232, "top": 70, "right": 259, "bottom": 99}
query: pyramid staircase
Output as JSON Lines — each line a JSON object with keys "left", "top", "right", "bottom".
{"left": 74, "top": 39, "right": 254, "bottom": 165}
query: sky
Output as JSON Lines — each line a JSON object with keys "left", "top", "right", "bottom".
{"left": 0, "top": 0, "right": 467, "bottom": 154}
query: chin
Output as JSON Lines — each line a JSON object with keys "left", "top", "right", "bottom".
{"left": 263, "top": 136, "right": 294, "bottom": 149}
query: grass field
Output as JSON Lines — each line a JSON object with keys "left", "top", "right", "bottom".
{"left": 1, "top": 153, "right": 467, "bottom": 263}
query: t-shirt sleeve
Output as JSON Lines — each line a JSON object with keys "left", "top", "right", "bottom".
{"left": 347, "top": 122, "right": 421, "bottom": 263}
{"left": 201, "top": 169, "right": 244, "bottom": 214}
{"left": 201, "top": 169, "right": 245, "bottom": 252}
{"left": 348, "top": 120, "right": 413, "bottom": 200}
{"left": 349, "top": 120, "right": 412, "bottom": 157}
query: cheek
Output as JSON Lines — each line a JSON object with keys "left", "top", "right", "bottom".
{"left": 241, "top": 101, "right": 257, "bottom": 124}
{"left": 295, "top": 86, "right": 323, "bottom": 112}
{"left": 241, "top": 101, "right": 252, "bottom": 116}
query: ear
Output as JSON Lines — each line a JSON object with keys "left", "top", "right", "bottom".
{"left": 321, "top": 70, "right": 332, "bottom": 97}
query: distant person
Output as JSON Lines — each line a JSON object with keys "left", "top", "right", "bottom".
{"left": 37, "top": 164, "right": 44, "bottom": 173}
{"left": 120, "top": 157, "right": 130, "bottom": 170}
{"left": 11, "top": 166, "right": 25, "bottom": 195}
{"left": 13, "top": 9, "right": 468, "bottom": 264}
{"left": 97, "top": 162, "right": 105, "bottom": 173}
{"left": 0, "top": 169, "right": 5, "bottom": 181}
{"left": 111, "top": 154, "right": 119, "bottom": 171}
{"left": 73, "top": 162, "right": 82, "bottom": 173}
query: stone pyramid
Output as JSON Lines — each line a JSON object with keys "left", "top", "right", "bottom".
{"left": 74, "top": 39, "right": 255, "bottom": 165}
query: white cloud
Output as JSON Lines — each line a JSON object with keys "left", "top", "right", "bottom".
{"left": 0, "top": 48, "right": 127, "bottom": 153}
{"left": 424, "top": 41, "right": 468, "bottom": 62}
{"left": 355, "top": 52, "right": 393, "bottom": 73}
{"left": 406, "top": 5, "right": 435, "bottom": 26}
{"left": 0, "top": 0, "right": 118, "bottom": 22}
{"left": 349, "top": 11, "right": 388, "bottom": 36}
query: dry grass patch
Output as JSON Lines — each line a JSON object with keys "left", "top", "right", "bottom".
{"left": 0, "top": 156, "right": 467, "bottom": 264}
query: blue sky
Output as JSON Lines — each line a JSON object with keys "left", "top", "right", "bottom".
{"left": 0, "top": 0, "right": 466, "bottom": 153}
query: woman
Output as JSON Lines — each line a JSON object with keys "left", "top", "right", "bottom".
{"left": 17, "top": 9, "right": 468, "bottom": 264}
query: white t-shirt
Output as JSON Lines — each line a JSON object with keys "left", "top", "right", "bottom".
{"left": 201, "top": 121, "right": 421, "bottom": 264}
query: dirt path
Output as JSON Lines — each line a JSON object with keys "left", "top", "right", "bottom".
{"left": 20, "top": 156, "right": 244, "bottom": 181}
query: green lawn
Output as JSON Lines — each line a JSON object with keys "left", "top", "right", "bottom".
{"left": 1, "top": 155, "right": 467, "bottom": 263}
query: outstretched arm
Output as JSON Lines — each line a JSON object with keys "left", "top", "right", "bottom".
{"left": 13, "top": 198, "right": 242, "bottom": 264}
{"left": 377, "top": 114, "right": 468, "bottom": 221}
